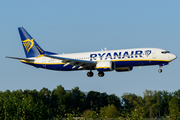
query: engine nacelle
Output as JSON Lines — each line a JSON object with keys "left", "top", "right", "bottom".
{"left": 96, "top": 61, "right": 115, "bottom": 71}
{"left": 115, "top": 67, "right": 133, "bottom": 72}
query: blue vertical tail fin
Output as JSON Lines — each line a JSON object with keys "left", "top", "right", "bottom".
{"left": 18, "top": 27, "right": 45, "bottom": 58}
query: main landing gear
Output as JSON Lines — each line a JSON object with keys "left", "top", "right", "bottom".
{"left": 87, "top": 71, "right": 105, "bottom": 77}
{"left": 87, "top": 71, "right": 94, "bottom": 77}
{"left": 98, "top": 72, "right": 104, "bottom": 77}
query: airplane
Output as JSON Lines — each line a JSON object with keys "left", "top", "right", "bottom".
{"left": 6, "top": 27, "right": 177, "bottom": 77}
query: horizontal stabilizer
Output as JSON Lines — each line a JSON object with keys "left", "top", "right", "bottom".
{"left": 5, "top": 56, "right": 34, "bottom": 61}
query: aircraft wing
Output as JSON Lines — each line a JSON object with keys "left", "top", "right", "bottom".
{"left": 45, "top": 54, "right": 96, "bottom": 69}
{"left": 5, "top": 56, "right": 35, "bottom": 61}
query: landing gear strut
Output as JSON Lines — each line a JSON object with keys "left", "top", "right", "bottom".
{"left": 98, "top": 72, "right": 104, "bottom": 77}
{"left": 87, "top": 71, "right": 94, "bottom": 77}
{"left": 158, "top": 66, "right": 162, "bottom": 73}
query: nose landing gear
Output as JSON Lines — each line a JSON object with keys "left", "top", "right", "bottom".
{"left": 158, "top": 66, "right": 162, "bottom": 73}
{"left": 158, "top": 69, "right": 162, "bottom": 73}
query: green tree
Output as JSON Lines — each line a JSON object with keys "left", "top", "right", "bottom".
{"left": 51, "top": 85, "right": 66, "bottom": 118}
{"left": 158, "top": 90, "right": 172, "bottom": 116}
{"left": 23, "top": 89, "right": 45, "bottom": 118}
{"left": 143, "top": 90, "right": 160, "bottom": 118}
{"left": 71, "top": 87, "right": 86, "bottom": 116}
{"left": 107, "top": 94, "right": 122, "bottom": 111}
{"left": 87, "top": 91, "right": 122, "bottom": 114}
{"left": 173, "top": 89, "right": 180, "bottom": 98}
{"left": 86, "top": 91, "right": 101, "bottom": 112}
{"left": 3, "top": 90, "right": 13, "bottom": 119}
{"left": 122, "top": 93, "right": 139, "bottom": 115}
{"left": 169, "top": 97, "right": 180, "bottom": 119}
{"left": 85, "top": 110, "right": 98, "bottom": 120}
{"left": 131, "top": 107, "right": 144, "bottom": 120}
{"left": 122, "top": 90, "right": 160, "bottom": 118}
{"left": 11, "top": 90, "right": 24, "bottom": 119}
{"left": 0, "top": 91, "right": 4, "bottom": 119}
{"left": 65, "top": 90, "right": 73, "bottom": 114}
{"left": 100, "top": 92, "right": 108, "bottom": 107}
{"left": 100, "top": 104, "right": 119, "bottom": 118}
{"left": 39, "top": 87, "right": 53, "bottom": 119}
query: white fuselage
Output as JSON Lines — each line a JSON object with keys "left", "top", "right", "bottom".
{"left": 34, "top": 48, "right": 176, "bottom": 65}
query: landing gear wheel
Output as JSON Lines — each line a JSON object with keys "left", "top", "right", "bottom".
{"left": 158, "top": 69, "right": 162, "bottom": 73}
{"left": 98, "top": 72, "right": 105, "bottom": 77}
{"left": 87, "top": 71, "right": 94, "bottom": 77}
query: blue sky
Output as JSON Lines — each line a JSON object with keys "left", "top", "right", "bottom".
{"left": 1, "top": 1, "right": 180, "bottom": 97}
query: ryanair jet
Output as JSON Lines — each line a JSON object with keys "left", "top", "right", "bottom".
{"left": 6, "top": 27, "right": 177, "bottom": 77}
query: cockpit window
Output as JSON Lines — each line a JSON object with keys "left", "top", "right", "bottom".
{"left": 161, "top": 51, "right": 170, "bottom": 54}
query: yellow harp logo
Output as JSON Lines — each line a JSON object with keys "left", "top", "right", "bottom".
{"left": 22, "top": 39, "right": 34, "bottom": 53}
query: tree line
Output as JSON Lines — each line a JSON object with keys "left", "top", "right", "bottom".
{"left": 0, "top": 85, "right": 180, "bottom": 119}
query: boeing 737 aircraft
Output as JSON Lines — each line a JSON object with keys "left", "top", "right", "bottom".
{"left": 6, "top": 27, "right": 177, "bottom": 77}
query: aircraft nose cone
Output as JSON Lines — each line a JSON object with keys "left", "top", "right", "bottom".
{"left": 171, "top": 54, "right": 177, "bottom": 61}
